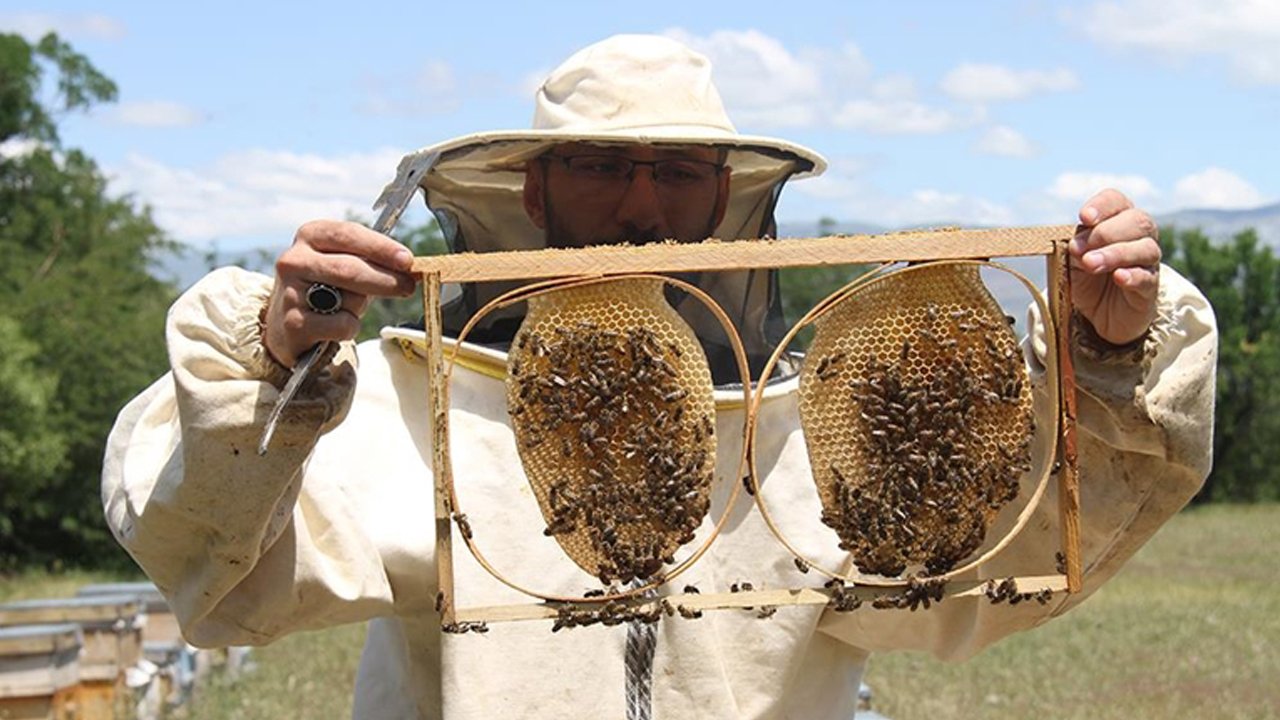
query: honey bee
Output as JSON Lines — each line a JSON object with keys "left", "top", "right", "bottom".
{"left": 453, "top": 513, "right": 473, "bottom": 541}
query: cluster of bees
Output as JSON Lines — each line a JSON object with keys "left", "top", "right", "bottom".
{"left": 509, "top": 322, "right": 714, "bottom": 585}
{"left": 441, "top": 620, "right": 490, "bottom": 635}
{"left": 983, "top": 577, "right": 1054, "bottom": 606}
{"left": 550, "top": 598, "right": 675, "bottom": 632}
{"left": 822, "top": 575, "right": 949, "bottom": 613}
{"left": 815, "top": 304, "right": 1034, "bottom": 577}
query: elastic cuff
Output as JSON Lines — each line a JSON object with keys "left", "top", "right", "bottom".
{"left": 1071, "top": 312, "right": 1148, "bottom": 365}
{"left": 238, "top": 295, "right": 292, "bottom": 389}
{"left": 1070, "top": 271, "right": 1177, "bottom": 369}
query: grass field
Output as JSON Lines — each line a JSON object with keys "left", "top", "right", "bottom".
{"left": 5, "top": 504, "right": 1277, "bottom": 719}
{"left": 867, "top": 503, "right": 1280, "bottom": 720}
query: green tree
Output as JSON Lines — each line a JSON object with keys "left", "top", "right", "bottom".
{"left": 1163, "top": 226, "right": 1279, "bottom": 502}
{"left": 0, "top": 317, "right": 66, "bottom": 540}
{"left": 357, "top": 215, "right": 447, "bottom": 340}
{"left": 778, "top": 263, "right": 871, "bottom": 350}
{"left": 0, "top": 32, "right": 176, "bottom": 568}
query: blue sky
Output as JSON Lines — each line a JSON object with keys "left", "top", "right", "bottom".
{"left": 3, "top": 1, "right": 1276, "bottom": 251}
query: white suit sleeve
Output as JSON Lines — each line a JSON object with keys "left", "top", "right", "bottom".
{"left": 101, "top": 267, "right": 394, "bottom": 648}
{"left": 817, "top": 264, "right": 1217, "bottom": 659}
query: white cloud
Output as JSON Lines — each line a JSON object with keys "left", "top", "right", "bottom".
{"left": 106, "top": 148, "right": 412, "bottom": 244}
{"left": 975, "top": 125, "right": 1037, "bottom": 158}
{"left": 0, "top": 12, "right": 125, "bottom": 41}
{"left": 1047, "top": 171, "right": 1159, "bottom": 202}
{"left": 1022, "top": 171, "right": 1165, "bottom": 223}
{"left": 109, "top": 101, "right": 205, "bottom": 128}
{"left": 900, "top": 189, "right": 1019, "bottom": 226}
{"left": 832, "top": 99, "right": 964, "bottom": 134}
{"left": 940, "top": 63, "right": 1079, "bottom": 102}
{"left": 1172, "top": 167, "right": 1265, "bottom": 208}
{"left": 791, "top": 162, "right": 1017, "bottom": 228}
{"left": 663, "top": 27, "right": 823, "bottom": 128}
{"left": 869, "top": 73, "right": 917, "bottom": 101}
{"left": 1074, "top": 0, "right": 1280, "bottom": 84}
{"left": 360, "top": 59, "right": 460, "bottom": 116}
{"left": 417, "top": 60, "right": 456, "bottom": 96}
{"left": 800, "top": 43, "right": 874, "bottom": 95}
{"left": 661, "top": 27, "right": 962, "bottom": 134}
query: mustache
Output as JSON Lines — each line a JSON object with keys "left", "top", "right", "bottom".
{"left": 608, "top": 231, "right": 663, "bottom": 246}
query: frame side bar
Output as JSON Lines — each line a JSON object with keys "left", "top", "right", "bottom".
{"left": 424, "top": 271, "right": 458, "bottom": 624}
{"left": 1050, "top": 241, "right": 1084, "bottom": 593}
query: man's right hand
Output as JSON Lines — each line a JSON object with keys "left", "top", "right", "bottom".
{"left": 262, "top": 220, "right": 417, "bottom": 368}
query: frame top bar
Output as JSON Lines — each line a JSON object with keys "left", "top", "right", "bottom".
{"left": 410, "top": 224, "right": 1074, "bottom": 283}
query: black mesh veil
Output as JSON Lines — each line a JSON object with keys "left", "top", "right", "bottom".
{"left": 413, "top": 140, "right": 814, "bottom": 385}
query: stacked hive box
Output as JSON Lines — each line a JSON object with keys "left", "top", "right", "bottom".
{"left": 77, "top": 582, "right": 194, "bottom": 712}
{"left": 0, "top": 596, "right": 143, "bottom": 719}
{"left": 0, "top": 623, "right": 82, "bottom": 719}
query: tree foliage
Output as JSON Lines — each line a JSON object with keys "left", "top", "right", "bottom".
{"left": 0, "top": 33, "right": 176, "bottom": 569}
{"left": 1164, "top": 227, "right": 1279, "bottom": 502}
{"left": 356, "top": 215, "right": 447, "bottom": 340}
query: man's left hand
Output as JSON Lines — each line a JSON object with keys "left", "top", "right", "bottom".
{"left": 1070, "top": 188, "right": 1161, "bottom": 346}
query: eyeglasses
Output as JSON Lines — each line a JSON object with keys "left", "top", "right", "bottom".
{"left": 544, "top": 154, "right": 724, "bottom": 188}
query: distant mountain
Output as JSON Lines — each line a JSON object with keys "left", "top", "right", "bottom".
{"left": 150, "top": 244, "right": 276, "bottom": 291}
{"left": 1157, "top": 202, "right": 1280, "bottom": 246}
{"left": 778, "top": 203, "right": 1280, "bottom": 246}
{"left": 776, "top": 219, "right": 889, "bottom": 238}
{"left": 774, "top": 202, "right": 1280, "bottom": 327}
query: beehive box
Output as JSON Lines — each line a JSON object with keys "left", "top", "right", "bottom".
{"left": 76, "top": 582, "right": 181, "bottom": 647}
{"left": 0, "top": 623, "right": 81, "bottom": 720}
{"left": 0, "top": 596, "right": 144, "bottom": 719}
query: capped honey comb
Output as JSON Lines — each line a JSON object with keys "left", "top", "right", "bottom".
{"left": 506, "top": 278, "right": 716, "bottom": 585}
{"left": 798, "top": 263, "right": 1035, "bottom": 577}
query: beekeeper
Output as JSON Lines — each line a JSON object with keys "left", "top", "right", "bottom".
{"left": 103, "top": 34, "right": 1216, "bottom": 719}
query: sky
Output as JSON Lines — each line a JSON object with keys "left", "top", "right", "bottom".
{"left": 3, "top": 0, "right": 1277, "bottom": 252}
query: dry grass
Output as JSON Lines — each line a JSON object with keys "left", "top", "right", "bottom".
{"left": 0, "top": 568, "right": 140, "bottom": 603}
{"left": 6, "top": 505, "right": 1277, "bottom": 719}
{"left": 866, "top": 503, "right": 1280, "bottom": 720}
{"left": 185, "top": 624, "right": 365, "bottom": 719}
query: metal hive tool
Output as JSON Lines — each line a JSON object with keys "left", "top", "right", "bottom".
{"left": 505, "top": 277, "right": 717, "bottom": 585}
{"left": 797, "top": 262, "right": 1037, "bottom": 578}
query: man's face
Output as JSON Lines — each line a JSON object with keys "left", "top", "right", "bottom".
{"left": 523, "top": 143, "right": 732, "bottom": 248}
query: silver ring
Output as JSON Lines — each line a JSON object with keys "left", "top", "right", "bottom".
{"left": 305, "top": 283, "right": 343, "bottom": 315}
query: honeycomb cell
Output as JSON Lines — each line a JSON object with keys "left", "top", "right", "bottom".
{"left": 506, "top": 278, "right": 716, "bottom": 585}
{"left": 798, "top": 263, "right": 1035, "bottom": 578}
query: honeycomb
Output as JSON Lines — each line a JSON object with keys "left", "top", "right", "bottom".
{"left": 798, "top": 262, "right": 1035, "bottom": 577}
{"left": 506, "top": 278, "right": 716, "bottom": 585}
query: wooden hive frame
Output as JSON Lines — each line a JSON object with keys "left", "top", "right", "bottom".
{"left": 411, "top": 225, "right": 1082, "bottom": 628}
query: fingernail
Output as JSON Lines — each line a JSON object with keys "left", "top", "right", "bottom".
{"left": 1084, "top": 250, "right": 1106, "bottom": 273}
{"left": 1082, "top": 206, "right": 1099, "bottom": 224}
{"left": 395, "top": 247, "right": 413, "bottom": 267}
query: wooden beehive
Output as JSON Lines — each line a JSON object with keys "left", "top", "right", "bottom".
{"left": 0, "top": 623, "right": 81, "bottom": 720}
{"left": 409, "top": 226, "right": 1083, "bottom": 629}
{"left": 0, "top": 595, "right": 144, "bottom": 719}
{"left": 76, "top": 582, "right": 182, "bottom": 647}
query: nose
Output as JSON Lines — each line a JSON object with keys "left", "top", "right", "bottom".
{"left": 613, "top": 167, "right": 667, "bottom": 240}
